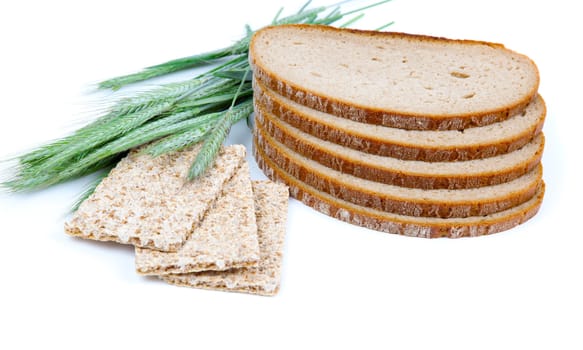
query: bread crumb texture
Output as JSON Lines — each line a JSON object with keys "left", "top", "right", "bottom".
{"left": 250, "top": 25, "right": 539, "bottom": 130}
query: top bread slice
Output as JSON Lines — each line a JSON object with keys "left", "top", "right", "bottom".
{"left": 250, "top": 24, "right": 539, "bottom": 130}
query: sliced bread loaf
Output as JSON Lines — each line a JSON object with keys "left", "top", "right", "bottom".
{"left": 254, "top": 79, "right": 546, "bottom": 161}
{"left": 254, "top": 139, "right": 544, "bottom": 238}
{"left": 254, "top": 127, "right": 542, "bottom": 218}
{"left": 250, "top": 24, "right": 539, "bottom": 130}
{"left": 255, "top": 101, "right": 544, "bottom": 189}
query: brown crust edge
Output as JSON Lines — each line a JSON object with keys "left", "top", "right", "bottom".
{"left": 254, "top": 128, "right": 542, "bottom": 218}
{"left": 250, "top": 24, "right": 540, "bottom": 131}
{"left": 253, "top": 79, "right": 546, "bottom": 161}
{"left": 254, "top": 101, "right": 545, "bottom": 190}
{"left": 253, "top": 139, "right": 545, "bottom": 239}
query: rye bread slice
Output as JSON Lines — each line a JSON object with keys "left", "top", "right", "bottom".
{"left": 255, "top": 100, "right": 544, "bottom": 190}
{"left": 254, "top": 128, "right": 542, "bottom": 218}
{"left": 253, "top": 79, "right": 546, "bottom": 161}
{"left": 134, "top": 162, "right": 260, "bottom": 275}
{"left": 250, "top": 24, "right": 539, "bottom": 131}
{"left": 253, "top": 140, "right": 544, "bottom": 239}
{"left": 65, "top": 144, "right": 246, "bottom": 251}
{"left": 161, "top": 181, "right": 289, "bottom": 296}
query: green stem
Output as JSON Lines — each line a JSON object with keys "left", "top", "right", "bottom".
{"left": 98, "top": 47, "right": 246, "bottom": 91}
{"left": 96, "top": 5, "right": 332, "bottom": 91}
{"left": 141, "top": 125, "right": 214, "bottom": 158}
{"left": 188, "top": 99, "right": 253, "bottom": 179}
{"left": 28, "top": 101, "right": 175, "bottom": 175}
{"left": 2, "top": 0, "right": 396, "bottom": 197}
{"left": 340, "top": 13, "right": 365, "bottom": 28}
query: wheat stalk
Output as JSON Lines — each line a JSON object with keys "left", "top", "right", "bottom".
{"left": 188, "top": 100, "right": 254, "bottom": 179}
{"left": 141, "top": 127, "right": 213, "bottom": 158}
{"left": 1, "top": 0, "right": 394, "bottom": 209}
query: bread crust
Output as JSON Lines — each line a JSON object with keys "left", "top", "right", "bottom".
{"left": 254, "top": 127, "right": 542, "bottom": 218}
{"left": 250, "top": 24, "right": 540, "bottom": 131}
{"left": 253, "top": 139, "right": 544, "bottom": 238}
{"left": 253, "top": 79, "right": 546, "bottom": 162}
{"left": 254, "top": 103, "right": 544, "bottom": 190}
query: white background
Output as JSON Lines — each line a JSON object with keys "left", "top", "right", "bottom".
{"left": 0, "top": 1, "right": 581, "bottom": 349}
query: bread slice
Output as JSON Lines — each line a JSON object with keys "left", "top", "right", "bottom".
{"left": 253, "top": 79, "right": 546, "bottom": 161}
{"left": 254, "top": 140, "right": 544, "bottom": 238}
{"left": 255, "top": 100, "right": 544, "bottom": 190}
{"left": 255, "top": 127, "right": 542, "bottom": 218}
{"left": 161, "top": 181, "right": 289, "bottom": 296}
{"left": 134, "top": 162, "right": 259, "bottom": 275}
{"left": 250, "top": 24, "right": 539, "bottom": 131}
{"left": 65, "top": 144, "right": 246, "bottom": 252}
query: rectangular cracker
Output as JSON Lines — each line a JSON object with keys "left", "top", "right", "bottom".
{"left": 65, "top": 144, "right": 246, "bottom": 252}
{"left": 161, "top": 180, "right": 289, "bottom": 296}
{"left": 135, "top": 162, "right": 260, "bottom": 275}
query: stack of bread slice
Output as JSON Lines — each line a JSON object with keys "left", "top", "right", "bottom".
{"left": 249, "top": 24, "right": 545, "bottom": 238}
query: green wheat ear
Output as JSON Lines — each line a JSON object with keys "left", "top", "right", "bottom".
{"left": 188, "top": 100, "right": 254, "bottom": 180}
{"left": 189, "top": 62, "right": 253, "bottom": 180}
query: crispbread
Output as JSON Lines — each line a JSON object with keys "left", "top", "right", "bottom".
{"left": 161, "top": 181, "right": 289, "bottom": 296}
{"left": 65, "top": 144, "right": 246, "bottom": 251}
{"left": 254, "top": 139, "right": 544, "bottom": 239}
{"left": 250, "top": 24, "right": 539, "bottom": 130}
{"left": 255, "top": 125, "right": 542, "bottom": 218}
{"left": 135, "top": 162, "right": 259, "bottom": 275}
{"left": 255, "top": 100, "right": 544, "bottom": 189}
{"left": 253, "top": 79, "right": 546, "bottom": 161}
